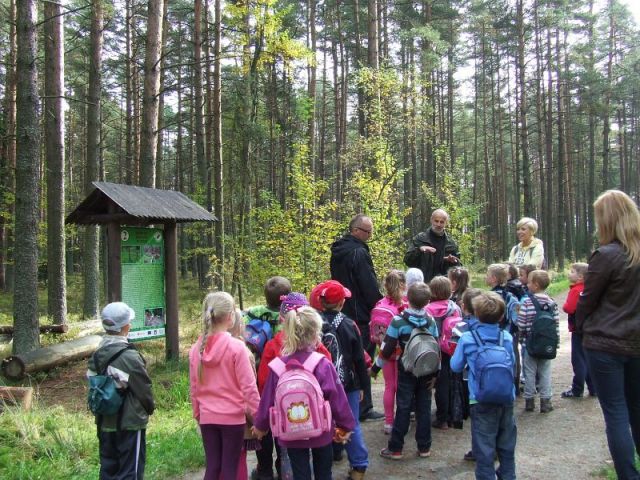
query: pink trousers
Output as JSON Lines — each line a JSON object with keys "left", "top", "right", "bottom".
{"left": 382, "top": 359, "right": 398, "bottom": 425}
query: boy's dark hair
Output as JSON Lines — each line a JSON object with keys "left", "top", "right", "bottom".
{"left": 506, "top": 263, "right": 519, "bottom": 280}
{"left": 429, "top": 276, "right": 451, "bottom": 301}
{"left": 517, "top": 264, "right": 536, "bottom": 276}
{"left": 528, "top": 270, "right": 550, "bottom": 290}
{"left": 407, "top": 282, "right": 431, "bottom": 310}
{"left": 462, "top": 288, "right": 484, "bottom": 315}
{"left": 264, "top": 276, "right": 292, "bottom": 309}
{"left": 472, "top": 291, "right": 505, "bottom": 324}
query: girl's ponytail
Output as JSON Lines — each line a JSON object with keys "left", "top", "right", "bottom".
{"left": 198, "top": 291, "right": 235, "bottom": 382}
{"left": 282, "top": 306, "right": 323, "bottom": 356}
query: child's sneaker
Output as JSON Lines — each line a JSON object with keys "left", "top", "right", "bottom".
{"left": 379, "top": 448, "right": 403, "bottom": 460}
{"left": 383, "top": 424, "right": 393, "bottom": 435}
{"left": 561, "top": 389, "right": 582, "bottom": 398}
{"left": 463, "top": 450, "right": 475, "bottom": 461}
{"left": 417, "top": 449, "right": 431, "bottom": 458}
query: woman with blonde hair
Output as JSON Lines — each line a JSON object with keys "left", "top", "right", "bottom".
{"left": 576, "top": 190, "right": 640, "bottom": 480}
{"left": 508, "top": 217, "right": 545, "bottom": 268}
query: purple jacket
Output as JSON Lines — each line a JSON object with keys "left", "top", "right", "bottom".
{"left": 254, "top": 350, "right": 356, "bottom": 449}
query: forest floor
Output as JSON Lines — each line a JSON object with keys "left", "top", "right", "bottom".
{"left": 173, "top": 290, "right": 612, "bottom": 480}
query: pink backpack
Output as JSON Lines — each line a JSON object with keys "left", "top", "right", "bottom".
{"left": 437, "top": 301, "right": 463, "bottom": 356}
{"left": 370, "top": 297, "right": 405, "bottom": 345}
{"left": 268, "top": 352, "right": 332, "bottom": 441}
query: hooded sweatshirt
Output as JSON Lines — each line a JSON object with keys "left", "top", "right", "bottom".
{"left": 189, "top": 332, "right": 260, "bottom": 425}
{"left": 508, "top": 237, "right": 545, "bottom": 269}
{"left": 330, "top": 234, "right": 382, "bottom": 325}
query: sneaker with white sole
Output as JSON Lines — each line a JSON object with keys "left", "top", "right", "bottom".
{"left": 417, "top": 449, "right": 431, "bottom": 458}
{"left": 379, "top": 448, "right": 403, "bottom": 460}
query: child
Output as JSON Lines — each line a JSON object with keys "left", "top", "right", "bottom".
{"left": 517, "top": 264, "right": 536, "bottom": 297}
{"left": 189, "top": 292, "right": 260, "bottom": 480}
{"left": 316, "top": 280, "right": 370, "bottom": 480}
{"left": 88, "top": 302, "right": 155, "bottom": 480}
{"left": 517, "top": 270, "right": 560, "bottom": 413}
{"left": 505, "top": 263, "right": 526, "bottom": 300}
{"left": 448, "top": 266, "right": 470, "bottom": 308}
{"left": 561, "top": 262, "right": 595, "bottom": 398}
{"left": 376, "top": 282, "right": 438, "bottom": 460}
{"left": 255, "top": 293, "right": 332, "bottom": 480}
{"left": 244, "top": 276, "right": 292, "bottom": 358}
{"left": 427, "top": 276, "right": 462, "bottom": 430}
{"left": 253, "top": 306, "right": 355, "bottom": 480}
{"left": 405, "top": 268, "right": 424, "bottom": 292}
{"left": 370, "top": 270, "right": 407, "bottom": 434}
{"left": 451, "top": 292, "right": 517, "bottom": 480}
{"left": 485, "top": 264, "right": 519, "bottom": 330}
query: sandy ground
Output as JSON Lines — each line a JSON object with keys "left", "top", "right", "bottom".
{"left": 176, "top": 291, "right": 612, "bottom": 479}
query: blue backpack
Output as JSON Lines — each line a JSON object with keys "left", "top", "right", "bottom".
{"left": 87, "top": 345, "right": 133, "bottom": 416}
{"left": 470, "top": 329, "right": 513, "bottom": 404}
{"left": 495, "top": 288, "right": 519, "bottom": 332}
{"left": 244, "top": 316, "right": 273, "bottom": 357}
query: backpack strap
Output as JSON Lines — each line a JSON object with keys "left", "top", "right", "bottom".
{"left": 94, "top": 344, "right": 133, "bottom": 375}
{"left": 470, "top": 328, "right": 484, "bottom": 347}
{"left": 529, "top": 294, "right": 548, "bottom": 314}
{"left": 268, "top": 357, "right": 287, "bottom": 377}
{"left": 301, "top": 351, "right": 324, "bottom": 373}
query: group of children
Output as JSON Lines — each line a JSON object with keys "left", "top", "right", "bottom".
{"left": 89, "top": 260, "right": 591, "bottom": 480}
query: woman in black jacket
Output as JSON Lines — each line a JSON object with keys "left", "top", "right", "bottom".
{"left": 576, "top": 190, "right": 640, "bottom": 480}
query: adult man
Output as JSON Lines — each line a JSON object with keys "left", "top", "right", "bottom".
{"left": 404, "top": 209, "right": 461, "bottom": 283}
{"left": 330, "top": 214, "right": 384, "bottom": 422}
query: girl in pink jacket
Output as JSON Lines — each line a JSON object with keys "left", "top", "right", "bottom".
{"left": 370, "top": 270, "right": 407, "bottom": 433}
{"left": 190, "top": 291, "right": 260, "bottom": 480}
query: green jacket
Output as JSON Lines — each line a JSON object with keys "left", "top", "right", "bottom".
{"left": 88, "top": 336, "right": 155, "bottom": 431}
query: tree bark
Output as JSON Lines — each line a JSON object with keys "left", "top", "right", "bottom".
{"left": 13, "top": 0, "right": 41, "bottom": 354}
{"left": 139, "top": 0, "right": 164, "bottom": 188}
{"left": 44, "top": 0, "right": 67, "bottom": 325}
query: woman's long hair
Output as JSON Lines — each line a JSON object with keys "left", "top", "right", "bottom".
{"left": 594, "top": 190, "right": 640, "bottom": 267}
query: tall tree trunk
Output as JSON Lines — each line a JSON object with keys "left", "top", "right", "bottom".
{"left": 307, "top": 0, "right": 317, "bottom": 173}
{"left": 83, "top": 0, "right": 103, "bottom": 319}
{"left": 602, "top": 0, "right": 614, "bottom": 190}
{"left": 517, "top": 0, "right": 532, "bottom": 214}
{"left": 125, "top": 0, "right": 134, "bottom": 184}
{"left": 44, "top": 0, "right": 66, "bottom": 325}
{"left": 155, "top": 0, "right": 169, "bottom": 188}
{"left": 555, "top": 28, "right": 565, "bottom": 270}
{"left": 139, "top": 0, "right": 164, "bottom": 188}
{"left": 13, "top": 0, "right": 41, "bottom": 353}
{"left": 0, "top": 0, "right": 17, "bottom": 292}
{"left": 352, "top": 0, "right": 366, "bottom": 137}
{"left": 213, "top": 0, "right": 224, "bottom": 289}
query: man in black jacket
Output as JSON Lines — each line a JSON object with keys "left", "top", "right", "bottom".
{"left": 330, "top": 213, "right": 384, "bottom": 422}
{"left": 404, "top": 209, "right": 461, "bottom": 283}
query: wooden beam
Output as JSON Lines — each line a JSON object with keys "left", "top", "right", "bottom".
{"left": 164, "top": 221, "right": 179, "bottom": 360}
{"left": 106, "top": 221, "right": 121, "bottom": 302}
{"left": 0, "top": 324, "right": 69, "bottom": 335}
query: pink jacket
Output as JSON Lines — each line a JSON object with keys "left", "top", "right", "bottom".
{"left": 189, "top": 332, "right": 260, "bottom": 425}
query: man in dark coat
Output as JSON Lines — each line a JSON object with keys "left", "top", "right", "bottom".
{"left": 404, "top": 209, "right": 461, "bottom": 282}
{"left": 330, "top": 213, "right": 384, "bottom": 422}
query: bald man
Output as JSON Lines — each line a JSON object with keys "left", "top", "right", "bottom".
{"left": 404, "top": 209, "right": 461, "bottom": 282}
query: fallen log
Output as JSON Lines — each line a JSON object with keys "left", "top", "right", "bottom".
{"left": 0, "top": 324, "right": 69, "bottom": 335}
{"left": 1, "top": 335, "right": 103, "bottom": 381}
{"left": 0, "top": 386, "right": 33, "bottom": 411}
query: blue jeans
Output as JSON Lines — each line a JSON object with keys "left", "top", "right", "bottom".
{"left": 287, "top": 442, "right": 333, "bottom": 480}
{"left": 585, "top": 349, "right": 640, "bottom": 480}
{"left": 388, "top": 366, "right": 432, "bottom": 453}
{"left": 570, "top": 333, "right": 594, "bottom": 396}
{"left": 470, "top": 403, "right": 517, "bottom": 480}
{"left": 344, "top": 390, "right": 369, "bottom": 468}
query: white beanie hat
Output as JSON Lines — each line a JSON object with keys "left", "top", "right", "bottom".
{"left": 101, "top": 302, "right": 135, "bottom": 332}
{"left": 405, "top": 268, "right": 424, "bottom": 288}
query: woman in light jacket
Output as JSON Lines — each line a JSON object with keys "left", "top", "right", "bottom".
{"left": 508, "top": 217, "right": 545, "bottom": 268}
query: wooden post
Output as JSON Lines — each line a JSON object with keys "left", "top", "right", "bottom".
{"left": 106, "top": 219, "right": 121, "bottom": 302}
{"left": 164, "top": 221, "right": 179, "bottom": 360}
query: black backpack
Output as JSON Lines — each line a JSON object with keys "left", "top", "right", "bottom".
{"left": 526, "top": 296, "right": 558, "bottom": 359}
{"left": 321, "top": 312, "right": 347, "bottom": 384}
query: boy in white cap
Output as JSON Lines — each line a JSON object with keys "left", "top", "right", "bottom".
{"left": 87, "top": 302, "right": 155, "bottom": 480}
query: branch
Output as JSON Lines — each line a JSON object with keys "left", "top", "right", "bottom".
{"left": 36, "top": 3, "right": 91, "bottom": 28}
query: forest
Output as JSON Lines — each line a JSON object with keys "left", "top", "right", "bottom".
{"left": 0, "top": 0, "right": 638, "bottom": 354}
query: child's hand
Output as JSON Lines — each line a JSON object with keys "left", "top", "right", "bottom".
{"left": 333, "top": 427, "right": 351, "bottom": 444}
{"left": 251, "top": 426, "right": 267, "bottom": 439}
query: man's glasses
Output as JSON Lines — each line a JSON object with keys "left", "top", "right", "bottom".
{"left": 355, "top": 226, "right": 372, "bottom": 234}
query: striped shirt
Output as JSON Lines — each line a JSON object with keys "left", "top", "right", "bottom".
{"left": 517, "top": 293, "right": 559, "bottom": 348}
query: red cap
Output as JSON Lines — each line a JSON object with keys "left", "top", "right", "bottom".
{"left": 315, "top": 280, "right": 352, "bottom": 305}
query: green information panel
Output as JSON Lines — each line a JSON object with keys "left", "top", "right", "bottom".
{"left": 121, "top": 227, "right": 165, "bottom": 342}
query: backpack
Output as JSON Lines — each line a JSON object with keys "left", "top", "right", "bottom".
{"left": 470, "top": 329, "right": 514, "bottom": 404}
{"left": 243, "top": 308, "right": 277, "bottom": 357}
{"left": 268, "top": 352, "right": 332, "bottom": 441}
{"left": 495, "top": 288, "right": 519, "bottom": 332}
{"left": 400, "top": 313, "right": 441, "bottom": 377}
{"left": 321, "top": 312, "right": 346, "bottom": 384}
{"left": 526, "top": 295, "right": 558, "bottom": 359}
{"left": 370, "top": 297, "right": 404, "bottom": 345}
{"left": 433, "top": 301, "right": 462, "bottom": 356}
{"left": 87, "top": 345, "right": 133, "bottom": 416}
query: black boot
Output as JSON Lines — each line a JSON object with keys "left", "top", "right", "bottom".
{"left": 540, "top": 398, "right": 554, "bottom": 413}
{"left": 525, "top": 398, "right": 535, "bottom": 412}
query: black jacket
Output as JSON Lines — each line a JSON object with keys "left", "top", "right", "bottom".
{"left": 404, "top": 227, "right": 460, "bottom": 282}
{"left": 321, "top": 310, "right": 371, "bottom": 393}
{"left": 576, "top": 241, "right": 640, "bottom": 357}
{"left": 330, "top": 234, "right": 382, "bottom": 325}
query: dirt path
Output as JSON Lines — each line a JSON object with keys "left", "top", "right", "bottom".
{"left": 176, "top": 291, "right": 611, "bottom": 479}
